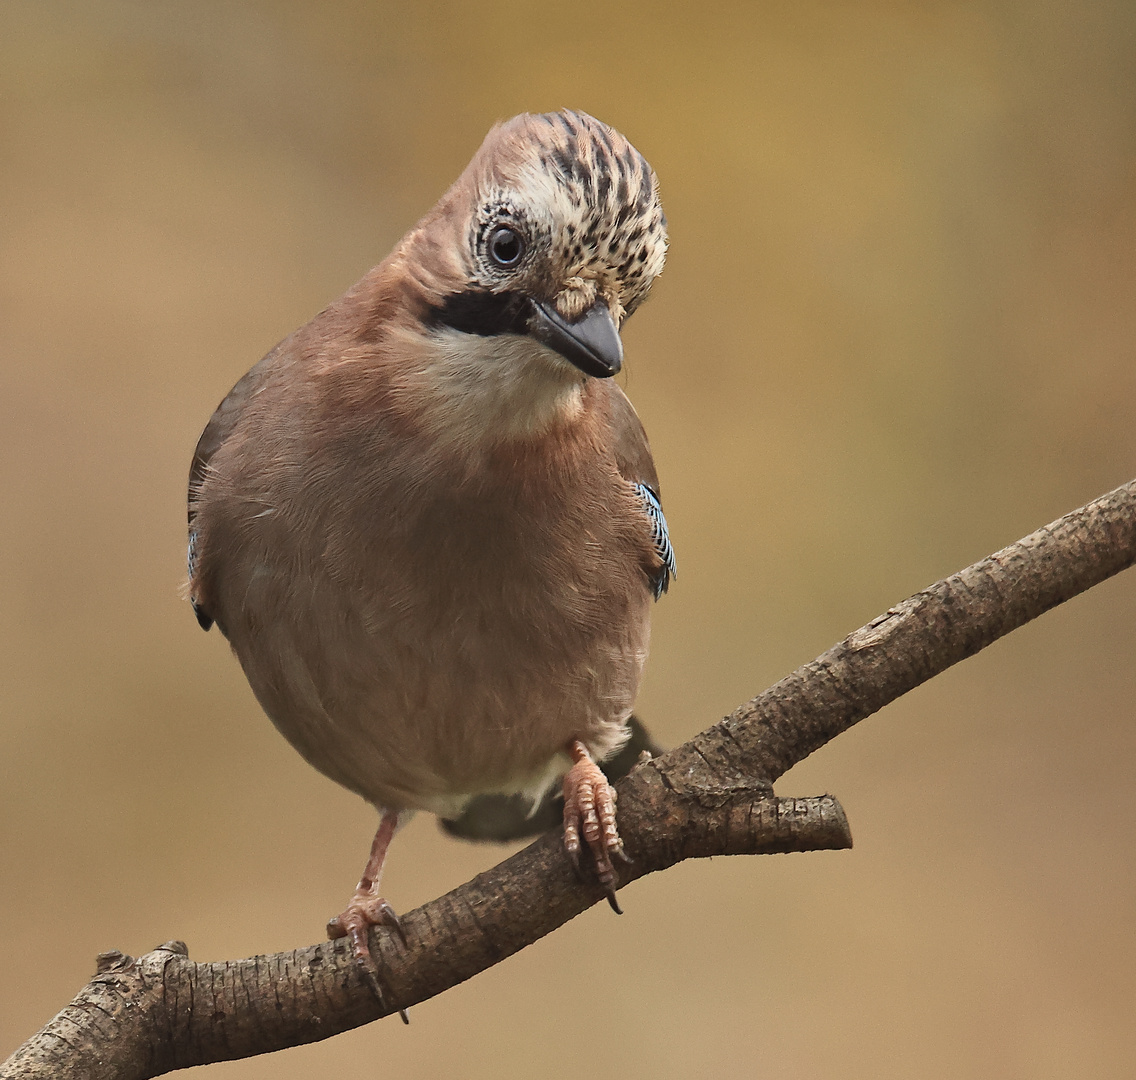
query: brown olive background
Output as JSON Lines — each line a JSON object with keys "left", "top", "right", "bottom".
{"left": 2, "top": 2, "right": 1135, "bottom": 1077}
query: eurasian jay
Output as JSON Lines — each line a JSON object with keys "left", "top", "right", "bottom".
{"left": 187, "top": 110, "right": 675, "bottom": 977}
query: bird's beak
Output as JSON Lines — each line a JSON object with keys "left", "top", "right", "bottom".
{"left": 528, "top": 298, "right": 623, "bottom": 378}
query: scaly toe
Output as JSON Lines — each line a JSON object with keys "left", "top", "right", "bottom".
{"left": 327, "top": 891, "right": 407, "bottom": 1007}
{"left": 562, "top": 745, "right": 626, "bottom": 903}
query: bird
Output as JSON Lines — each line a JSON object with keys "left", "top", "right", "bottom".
{"left": 186, "top": 109, "right": 675, "bottom": 986}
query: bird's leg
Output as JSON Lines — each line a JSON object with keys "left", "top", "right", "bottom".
{"left": 327, "top": 809, "right": 407, "bottom": 996}
{"left": 562, "top": 739, "right": 629, "bottom": 912}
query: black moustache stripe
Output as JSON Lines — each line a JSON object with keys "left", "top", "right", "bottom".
{"left": 427, "top": 289, "right": 531, "bottom": 337}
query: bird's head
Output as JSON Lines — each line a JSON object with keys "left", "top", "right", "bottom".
{"left": 399, "top": 110, "right": 667, "bottom": 385}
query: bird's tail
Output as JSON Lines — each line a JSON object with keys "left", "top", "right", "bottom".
{"left": 439, "top": 715, "right": 663, "bottom": 843}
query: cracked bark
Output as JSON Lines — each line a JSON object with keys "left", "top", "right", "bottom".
{"left": 5, "top": 478, "right": 1136, "bottom": 1078}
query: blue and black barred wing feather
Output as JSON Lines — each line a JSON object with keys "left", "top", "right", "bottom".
{"left": 604, "top": 382, "right": 676, "bottom": 602}
{"left": 631, "top": 482, "right": 676, "bottom": 599}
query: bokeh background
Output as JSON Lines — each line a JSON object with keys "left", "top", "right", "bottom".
{"left": 2, "top": 2, "right": 1135, "bottom": 1076}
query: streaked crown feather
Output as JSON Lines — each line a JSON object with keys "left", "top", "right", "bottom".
{"left": 407, "top": 110, "right": 667, "bottom": 324}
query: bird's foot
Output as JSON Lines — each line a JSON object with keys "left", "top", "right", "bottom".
{"left": 562, "top": 740, "right": 630, "bottom": 911}
{"left": 328, "top": 890, "right": 407, "bottom": 955}
{"left": 327, "top": 891, "right": 409, "bottom": 1019}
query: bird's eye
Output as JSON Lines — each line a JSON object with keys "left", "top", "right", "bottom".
{"left": 487, "top": 226, "right": 524, "bottom": 268}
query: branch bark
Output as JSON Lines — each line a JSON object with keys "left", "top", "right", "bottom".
{"left": 6, "top": 478, "right": 1136, "bottom": 1078}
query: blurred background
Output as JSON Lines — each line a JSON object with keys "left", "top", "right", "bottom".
{"left": 2, "top": 1, "right": 1135, "bottom": 1076}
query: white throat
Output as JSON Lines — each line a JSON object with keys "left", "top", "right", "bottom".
{"left": 396, "top": 325, "right": 587, "bottom": 448}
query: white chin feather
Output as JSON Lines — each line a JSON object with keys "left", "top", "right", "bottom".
{"left": 402, "top": 325, "right": 586, "bottom": 446}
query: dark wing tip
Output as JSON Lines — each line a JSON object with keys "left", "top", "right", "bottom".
{"left": 186, "top": 528, "right": 213, "bottom": 630}
{"left": 191, "top": 601, "right": 214, "bottom": 632}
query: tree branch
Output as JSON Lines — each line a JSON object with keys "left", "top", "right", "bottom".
{"left": 6, "top": 478, "right": 1136, "bottom": 1078}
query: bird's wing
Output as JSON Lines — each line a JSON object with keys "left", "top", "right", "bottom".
{"left": 186, "top": 350, "right": 278, "bottom": 630}
{"left": 188, "top": 351, "right": 277, "bottom": 525}
{"left": 607, "top": 384, "right": 677, "bottom": 599}
{"left": 607, "top": 381, "right": 660, "bottom": 491}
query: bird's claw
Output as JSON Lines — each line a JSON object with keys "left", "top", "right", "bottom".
{"left": 328, "top": 892, "right": 406, "bottom": 948}
{"left": 327, "top": 892, "right": 407, "bottom": 1016}
{"left": 565, "top": 840, "right": 583, "bottom": 880}
{"left": 562, "top": 745, "right": 626, "bottom": 901}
